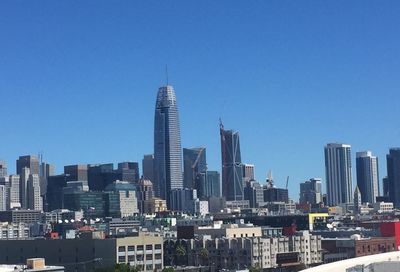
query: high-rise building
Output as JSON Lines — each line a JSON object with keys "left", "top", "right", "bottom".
{"left": 87, "top": 163, "right": 117, "bottom": 191}
{"left": 387, "top": 148, "right": 400, "bottom": 208}
{"left": 242, "top": 164, "right": 255, "bottom": 183}
{"left": 137, "top": 178, "right": 154, "bottom": 214}
{"left": 117, "top": 162, "right": 139, "bottom": 183}
{"left": 39, "top": 162, "right": 55, "bottom": 197}
{"left": 299, "top": 178, "right": 322, "bottom": 205}
{"left": 183, "top": 147, "right": 207, "bottom": 198}
{"left": 8, "top": 175, "right": 20, "bottom": 209}
{"left": 356, "top": 151, "right": 379, "bottom": 204}
{"left": 220, "top": 122, "right": 243, "bottom": 201}
{"left": 0, "top": 185, "right": 6, "bottom": 211}
{"left": 0, "top": 161, "right": 7, "bottom": 178}
{"left": 244, "top": 180, "right": 264, "bottom": 208}
{"left": 64, "top": 164, "right": 88, "bottom": 182}
{"left": 169, "top": 188, "right": 198, "bottom": 213}
{"left": 19, "top": 167, "right": 30, "bottom": 209}
{"left": 324, "top": 143, "right": 353, "bottom": 206}
{"left": 206, "top": 171, "right": 221, "bottom": 197}
{"left": 16, "top": 155, "right": 39, "bottom": 175}
{"left": 46, "top": 174, "right": 68, "bottom": 211}
{"left": 142, "top": 154, "right": 154, "bottom": 182}
{"left": 27, "top": 174, "right": 42, "bottom": 211}
{"left": 382, "top": 177, "right": 389, "bottom": 197}
{"left": 354, "top": 185, "right": 362, "bottom": 216}
{"left": 153, "top": 85, "right": 183, "bottom": 206}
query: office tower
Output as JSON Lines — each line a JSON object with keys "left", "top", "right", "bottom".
{"left": 88, "top": 163, "right": 119, "bottom": 191}
{"left": 354, "top": 186, "right": 361, "bottom": 215}
{"left": 324, "top": 143, "right": 353, "bottom": 206}
{"left": 16, "top": 155, "right": 39, "bottom": 175}
{"left": 220, "top": 121, "right": 243, "bottom": 201}
{"left": 242, "top": 164, "right": 255, "bottom": 183}
{"left": 244, "top": 180, "right": 264, "bottom": 208}
{"left": 117, "top": 162, "right": 140, "bottom": 183}
{"left": 0, "top": 185, "right": 6, "bottom": 211}
{"left": 387, "top": 148, "right": 400, "bottom": 208}
{"left": 356, "top": 151, "right": 379, "bottom": 204}
{"left": 206, "top": 171, "right": 221, "bottom": 197}
{"left": 263, "top": 186, "right": 289, "bottom": 203}
{"left": 64, "top": 164, "right": 88, "bottom": 182}
{"left": 299, "top": 178, "right": 322, "bottom": 205}
{"left": 382, "top": 177, "right": 389, "bottom": 197}
{"left": 39, "top": 162, "right": 55, "bottom": 197}
{"left": 137, "top": 178, "right": 154, "bottom": 214}
{"left": 183, "top": 147, "right": 207, "bottom": 198}
{"left": 104, "top": 181, "right": 138, "bottom": 217}
{"left": 8, "top": 175, "right": 20, "bottom": 209}
{"left": 46, "top": 174, "right": 68, "bottom": 211}
{"left": 142, "top": 154, "right": 154, "bottom": 182}
{"left": 27, "top": 174, "right": 43, "bottom": 211}
{"left": 169, "top": 188, "right": 198, "bottom": 213}
{"left": 153, "top": 85, "right": 183, "bottom": 205}
{"left": 19, "top": 167, "right": 30, "bottom": 209}
{"left": 0, "top": 160, "right": 7, "bottom": 178}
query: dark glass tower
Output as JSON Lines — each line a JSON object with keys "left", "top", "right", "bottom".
{"left": 387, "top": 148, "right": 400, "bottom": 208}
{"left": 220, "top": 121, "right": 243, "bottom": 201}
{"left": 183, "top": 147, "right": 207, "bottom": 198}
{"left": 154, "top": 85, "right": 183, "bottom": 205}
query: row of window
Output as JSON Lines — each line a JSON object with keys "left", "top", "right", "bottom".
{"left": 118, "top": 253, "right": 162, "bottom": 263}
{"left": 118, "top": 244, "right": 162, "bottom": 252}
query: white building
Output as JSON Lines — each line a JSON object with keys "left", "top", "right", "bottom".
{"left": 0, "top": 185, "right": 6, "bottom": 211}
{"left": 28, "top": 174, "right": 43, "bottom": 211}
{"left": 373, "top": 201, "right": 394, "bottom": 213}
{"left": 8, "top": 175, "right": 20, "bottom": 209}
{"left": 325, "top": 143, "right": 353, "bottom": 206}
{"left": 356, "top": 151, "right": 379, "bottom": 204}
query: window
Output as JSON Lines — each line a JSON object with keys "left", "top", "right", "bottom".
{"left": 155, "top": 254, "right": 162, "bottom": 260}
{"left": 146, "top": 254, "right": 153, "bottom": 260}
{"left": 118, "top": 246, "right": 126, "bottom": 252}
{"left": 137, "top": 245, "right": 144, "bottom": 251}
{"left": 146, "top": 245, "right": 153, "bottom": 250}
{"left": 128, "top": 255, "right": 135, "bottom": 262}
{"left": 118, "top": 256, "right": 126, "bottom": 263}
{"left": 155, "top": 244, "right": 162, "bottom": 250}
{"left": 128, "top": 246, "right": 135, "bottom": 251}
{"left": 146, "top": 264, "right": 153, "bottom": 271}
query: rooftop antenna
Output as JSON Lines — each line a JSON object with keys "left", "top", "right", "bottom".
{"left": 165, "top": 64, "right": 169, "bottom": 86}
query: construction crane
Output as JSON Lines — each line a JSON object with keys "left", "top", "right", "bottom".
{"left": 286, "top": 176, "right": 289, "bottom": 190}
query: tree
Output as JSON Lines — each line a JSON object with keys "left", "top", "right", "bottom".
{"left": 175, "top": 243, "right": 186, "bottom": 266}
{"left": 162, "top": 268, "right": 175, "bottom": 272}
{"left": 199, "top": 247, "right": 209, "bottom": 266}
{"left": 249, "top": 266, "right": 261, "bottom": 272}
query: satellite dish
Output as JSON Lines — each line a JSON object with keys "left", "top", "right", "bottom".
{"left": 83, "top": 219, "right": 88, "bottom": 224}
{"left": 70, "top": 219, "right": 75, "bottom": 223}
{"left": 58, "top": 220, "right": 63, "bottom": 224}
{"left": 95, "top": 218, "right": 100, "bottom": 222}
{"left": 64, "top": 219, "right": 69, "bottom": 223}
{"left": 327, "top": 224, "right": 333, "bottom": 229}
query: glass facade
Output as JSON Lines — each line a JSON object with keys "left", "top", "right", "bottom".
{"left": 154, "top": 85, "right": 183, "bottom": 207}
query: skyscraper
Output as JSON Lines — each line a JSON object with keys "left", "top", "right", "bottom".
{"left": 27, "top": 174, "right": 43, "bottom": 211}
{"left": 206, "top": 171, "right": 221, "bottom": 198}
{"left": 356, "top": 151, "right": 379, "bottom": 204}
{"left": 324, "top": 143, "right": 353, "bottom": 206}
{"left": 16, "top": 155, "right": 39, "bottom": 175}
{"left": 19, "top": 167, "right": 30, "bottom": 209}
{"left": 154, "top": 85, "right": 183, "bottom": 205}
{"left": 299, "top": 178, "right": 322, "bottom": 205}
{"left": 387, "top": 148, "right": 400, "bottom": 208}
{"left": 183, "top": 147, "right": 207, "bottom": 198}
{"left": 39, "top": 162, "right": 55, "bottom": 197}
{"left": 64, "top": 164, "right": 88, "bottom": 182}
{"left": 242, "top": 164, "right": 255, "bottom": 183}
{"left": 142, "top": 154, "right": 155, "bottom": 182}
{"left": 8, "top": 174, "right": 20, "bottom": 209}
{"left": 220, "top": 122, "right": 243, "bottom": 201}
{"left": 0, "top": 160, "right": 7, "bottom": 178}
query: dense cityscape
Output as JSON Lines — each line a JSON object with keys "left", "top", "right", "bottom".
{"left": 1, "top": 85, "right": 400, "bottom": 272}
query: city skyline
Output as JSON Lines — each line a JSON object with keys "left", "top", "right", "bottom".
{"left": 2, "top": 2, "right": 400, "bottom": 199}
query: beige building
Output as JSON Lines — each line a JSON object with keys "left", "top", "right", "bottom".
{"left": 143, "top": 198, "right": 167, "bottom": 214}
{"left": 195, "top": 221, "right": 262, "bottom": 239}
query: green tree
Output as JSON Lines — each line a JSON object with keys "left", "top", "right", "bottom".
{"left": 249, "top": 266, "right": 261, "bottom": 272}
{"left": 199, "top": 247, "right": 209, "bottom": 265}
{"left": 162, "top": 267, "right": 175, "bottom": 272}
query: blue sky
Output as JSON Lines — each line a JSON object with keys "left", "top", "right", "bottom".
{"left": 1, "top": 1, "right": 400, "bottom": 199}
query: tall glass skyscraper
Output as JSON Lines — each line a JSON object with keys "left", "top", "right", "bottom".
{"left": 183, "top": 147, "right": 207, "bottom": 198}
{"left": 154, "top": 85, "right": 183, "bottom": 205}
{"left": 387, "top": 148, "right": 400, "bottom": 208}
{"left": 324, "top": 143, "right": 353, "bottom": 206}
{"left": 220, "top": 122, "right": 243, "bottom": 201}
{"left": 356, "top": 151, "right": 379, "bottom": 204}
